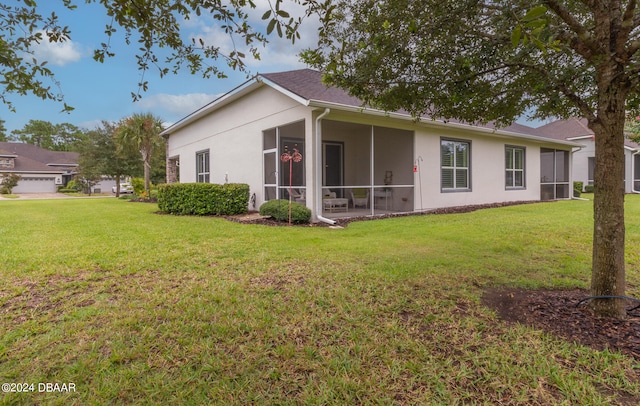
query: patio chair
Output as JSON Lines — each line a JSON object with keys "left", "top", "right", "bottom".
{"left": 350, "top": 188, "right": 369, "bottom": 208}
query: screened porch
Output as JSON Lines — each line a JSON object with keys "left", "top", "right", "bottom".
{"left": 262, "top": 119, "right": 415, "bottom": 219}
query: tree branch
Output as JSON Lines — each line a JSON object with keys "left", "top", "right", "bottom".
{"left": 543, "top": 0, "right": 600, "bottom": 57}
{"left": 507, "top": 60, "right": 596, "bottom": 120}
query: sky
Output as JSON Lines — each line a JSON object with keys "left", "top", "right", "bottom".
{"left": 1, "top": 0, "right": 319, "bottom": 134}
{"left": 1, "top": 1, "right": 544, "bottom": 135}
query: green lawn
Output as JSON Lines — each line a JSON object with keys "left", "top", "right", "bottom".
{"left": 0, "top": 197, "right": 639, "bottom": 405}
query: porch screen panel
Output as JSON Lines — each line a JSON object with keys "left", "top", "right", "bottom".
{"left": 555, "top": 150, "right": 569, "bottom": 182}
{"left": 540, "top": 149, "right": 554, "bottom": 184}
{"left": 264, "top": 152, "right": 276, "bottom": 184}
{"left": 540, "top": 148, "right": 570, "bottom": 200}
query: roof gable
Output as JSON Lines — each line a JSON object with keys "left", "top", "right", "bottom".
{"left": 260, "top": 69, "right": 363, "bottom": 108}
{"left": 0, "top": 142, "right": 78, "bottom": 172}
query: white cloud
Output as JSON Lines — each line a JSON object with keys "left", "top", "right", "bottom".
{"left": 31, "top": 32, "right": 83, "bottom": 66}
{"left": 135, "top": 93, "right": 221, "bottom": 116}
{"left": 186, "top": 1, "right": 320, "bottom": 72}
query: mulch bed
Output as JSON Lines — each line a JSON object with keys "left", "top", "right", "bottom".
{"left": 225, "top": 200, "right": 544, "bottom": 227}
{"left": 482, "top": 288, "right": 640, "bottom": 360}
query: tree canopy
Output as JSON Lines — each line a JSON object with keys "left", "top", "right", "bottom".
{"left": 9, "top": 119, "right": 86, "bottom": 151}
{"left": 0, "top": 0, "right": 304, "bottom": 111}
{"left": 305, "top": 0, "right": 640, "bottom": 318}
{"left": 115, "top": 113, "right": 164, "bottom": 197}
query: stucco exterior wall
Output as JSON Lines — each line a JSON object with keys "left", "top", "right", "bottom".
{"left": 571, "top": 138, "right": 636, "bottom": 193}
{"left": 413, "top": 125, "right": 559, "bottom": 210}
{"left": 167, "top": 85, "right": 312, "bottom": 208}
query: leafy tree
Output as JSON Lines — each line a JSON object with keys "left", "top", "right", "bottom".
{"left": 115, "top": 113, "right": 164, "bottom": 197}
{"left": 305, "top": 1, "right": 640, "bottom": 318}
{"left": 0, "top": 173, "right": 21, "bottom": 194}
{"left": 0, "top": 0, "right": 303, "bottom": 110}
{"left": 150, "top": 138, "right": 167, "bottom": 186}
{"left": 77, "top": 121, "right": 141, "bottom": 197}
{"left": 0, "top": 119, "right": 7, "bottom": 141}
{"left": 10, "top": 120, "right": 86, "bottom": 151}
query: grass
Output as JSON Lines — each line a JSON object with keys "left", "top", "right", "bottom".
{"left": 0, "top": 196, "right": 639, "bottom": 405}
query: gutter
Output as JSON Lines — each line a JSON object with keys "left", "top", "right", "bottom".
{"left": 315, "top": 108, "right": 336, "bottom": 225}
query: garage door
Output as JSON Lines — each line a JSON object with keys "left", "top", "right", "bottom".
{"left": 13, "top": 177, "right": 58, "bottom": 193}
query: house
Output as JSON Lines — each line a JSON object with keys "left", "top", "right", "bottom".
{"left": 0, "top": 142, "right": 78, "bottom": 193}
{"left": 161, "top": 69, "right": 581, "bottom": 223}
{"left": 532, "top": 117, "right": 640, "bottom": 193}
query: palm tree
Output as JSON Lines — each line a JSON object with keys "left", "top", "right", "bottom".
{"left": 115, "top": 113, "right": 164, "bottom": 197}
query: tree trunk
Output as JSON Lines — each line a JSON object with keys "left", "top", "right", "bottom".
{"left": 115, "top": 173, "right": 121, "bottom": 198}
{"left": 144, "top": 159, "right": 151, "bottom": 197}
{"left": 141, "top": 148, "right": 151, "bottom": 197}
{"left": 589, "top": 95, "right": 627, "bottom": 318}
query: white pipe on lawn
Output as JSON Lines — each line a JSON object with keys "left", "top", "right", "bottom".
{"left": 315, "top": 108, "right": 335, "bottom": 225}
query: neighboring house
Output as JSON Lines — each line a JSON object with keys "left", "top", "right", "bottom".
{"left": 533, "top": 117, "right": 640, "bottom": 193}
{"left": 0, "top": 142, "right": 78, "bottom": 193}
{"left": 161, "top": 69, "right": 581, "bottom": 223}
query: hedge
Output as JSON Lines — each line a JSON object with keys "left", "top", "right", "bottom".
{"left": 157, "top": 183, "right": 250, "bottom": 215}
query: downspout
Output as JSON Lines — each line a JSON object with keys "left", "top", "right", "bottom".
{"left": 633, "top": 150, "right": 640, "bottom": 193}
{"left": 570, "top": 146, "right": 589, "bottom": 201}
{"left": 315, "top": 108, "right": 336, "bottom": 224}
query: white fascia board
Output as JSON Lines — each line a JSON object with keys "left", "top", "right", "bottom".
{"left": 308, "top": 100, "right": 583, "bottom": 148}
{"left": 160, "top": 77, "right": 263, "bottom": 137}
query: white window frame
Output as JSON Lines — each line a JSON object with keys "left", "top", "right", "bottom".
{"left": 196, "top": 149, "right": 210, "bottom": 183}
{"left": 505, "top": 145, "right": 526, "bottom": 189}
{"left": 441, "top": 138, "right": 471, "bottom": 192}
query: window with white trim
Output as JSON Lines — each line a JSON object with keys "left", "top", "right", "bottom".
{"left": 196, "top": 149, "right": 210, "bottom": 183}
{"left": 441, "top": 139, "right": 470, "bottom": 191}
{"left": 505, "top": 145, "right": 525, "bottom": 189}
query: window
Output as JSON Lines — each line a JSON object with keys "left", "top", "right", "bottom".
{"left": 587, "top": 157, "right": 595, "bottom": 185}
{"left": 441, "top": 139, "right": 470, "bottom": 191}
{"left": 196, "top": 150, "right": 210, "bottom": 183}
{"left": 505, "top": 146, "right": 525, "bottom": 189}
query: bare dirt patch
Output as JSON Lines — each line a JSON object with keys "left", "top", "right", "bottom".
{"left": 482, "top": 288, "right": 640, "bottom": 361}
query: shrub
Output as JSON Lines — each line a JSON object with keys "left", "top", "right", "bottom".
{"left": 1, "top": 173, "right": 21, "bottom": 194}
{"left": 157, "top": 183, "right": 249, "bottom": 215}
{"left": 573, "top": 181, "right": 583, "bottom": 197}
{"left": 65, "top": 179, "right": 82, "bottom": 192}
{"left": 259, "top": 199, "right": 311, "bottom": 224}
{"left": 585, "top": 185, "right": 594, "bottom": 193}
{"left": 58, "top": 188, "right": 77, "bottom": 193}
{"left": 131, "top": 178, "right": 145, "bottom": 195}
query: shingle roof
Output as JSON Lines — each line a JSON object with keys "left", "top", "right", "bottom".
{"left": 260, "top": 69, "right": 544, "bottom": 136}
{"left": 532, "top": 117, "right": 593, "bottom": 140}
{"left": 162, "top": 68, "right": 577, "bottom": 147}
{"left": 0, "top": 142, "right": 78, "bottom": 172}
{"left": 260, "top": 69, "right": 363, "bottom": 108}
{"left": 530, "top": 117, "right": 640, "bottom": 149}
